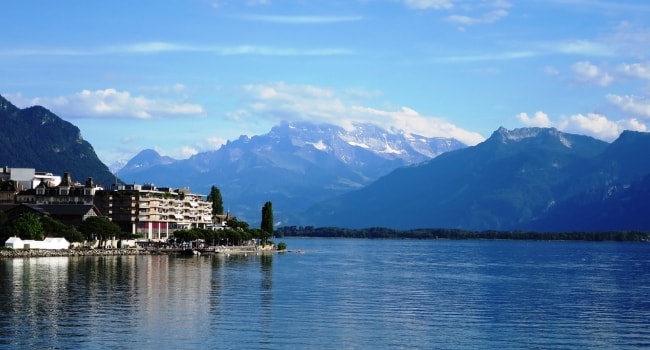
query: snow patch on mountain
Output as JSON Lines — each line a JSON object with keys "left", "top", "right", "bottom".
{"left": 307, "top": 140, "right": 329, "bottom": 151}
{"left": 495, "top": 127, "right": 573, "bottom": 148}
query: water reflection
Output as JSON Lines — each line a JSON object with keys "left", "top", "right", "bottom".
{"left": 0, "top": 241, "right": 649, "bottom": 349}
{"left": 0, "top": 253, "right": 277, "bottom": 349}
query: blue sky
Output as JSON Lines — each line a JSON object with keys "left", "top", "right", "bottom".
{"left": 2, "top": 0, "right": 650, "bottom": 166}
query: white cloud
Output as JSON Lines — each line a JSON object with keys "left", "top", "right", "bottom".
{"left": 558, "top": 113, "right": 636, "bottom": 141}
{"left": 246, "top": 0, "right": 270, "bottom": 5}
{"left": 206, "top": 136, "right": 228, "bottom": 150}
{"left": 238, "top": 14, "right": 364, "bottom": 24}
{"left": 550, "top": 40, "right": 614, "bottom": 57}
{"left": 0, "top": 42, "right": 354, "bottom": 57}
{"left": 516, "top": 111, "right": 552, "bottom": 127}
{"left": 434, "top": 50, "right": 536, "bottom": 63}
{"left": 180, "top": 146, "right": 199, "bottom": 158}
{"left": 403, "top": 0, "right": 454, "bottom": 10}
{"left": 8, "top": 89, "right": 204, "bottom": 120}
{"left": 441, "top": 0, "right": 510, "bottom": 29}
{"left": 620, "top": 118, "right": 648, "bottom": 131}
{"left": 617, "top": 62, "right": 650, "bottom": 80}
{"left": 604, "top": 22, "right": 650, "bottom": 58}
{"left": 352, "top": 105, "right": 485, "bottom": 145}
{"left": 446, "top": 9, "right": 508, "bottom": 26}
{"left": 517, "top": 110, "right": 647, "bottom": 141}
{"left": 544, "top": 66, "right": 560, "bottom": 76}
{"left": 571, "top": 61, "right": 614, "bottom": 86}
{"left": 139, "top": 83, "right": 191, "bottom": 98}
{"left": 606, "top": 94, "right": 650, "bottom": 119}
{"left": 239, "top": 82, "right": 484, "bottom": 145}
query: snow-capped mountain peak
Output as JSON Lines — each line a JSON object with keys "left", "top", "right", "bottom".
{"left": 271, "top": 121, "right": 466, "bottom": 165}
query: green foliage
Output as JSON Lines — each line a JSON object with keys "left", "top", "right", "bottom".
{"left": 277, "top": 241, "right": 287, "bottom": 250}
{"left": 207, "top": 185, "right": 224, "bottom": 215}
{"left": 40, "top": 215, "right": 68, "bottom": 237}
{"left": 78, "top": 217, "right": 124, "bottom": 245}
{"left": 226, "top": 216, "right": 249, "bottom": 231}
{"left": 0, "top": 210, "right": 8, "bottom": 227}
{"left": 260, "top": 201, "right": 273, "bottom": 244}
{"left": 7, "top": 212, "right": 45, "bottom": 240}
{"left": 40, "top": 215, "right": 85, "bottom": 243}
{"left": 0, "top": 210, "right": 9, "bottom": 243}
{"left": 63, "top": 227, "right": 85, "bottom": 243}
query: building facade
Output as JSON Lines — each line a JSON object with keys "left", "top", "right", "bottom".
{"left": 1, "top": 168, "right": 215, "bottom": 241}
{"left": 94, "top": 184, "right": 213, "bottom": 241}
{"left": 1, "top": 167, "right": 61, "bottom": 190}
{"left": 34, "top": 172, "right": 102, "bottom": 205}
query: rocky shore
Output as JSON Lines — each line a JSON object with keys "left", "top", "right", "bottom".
{"left": 0, "top": 246, "right": 280, "bottom": 258}
{"left": 0, "top": 248, "right": 163, "bottom": 258}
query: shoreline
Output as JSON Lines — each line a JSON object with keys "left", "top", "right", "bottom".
{"left": 0, "top": 247, "right": 282, "bottom": 258}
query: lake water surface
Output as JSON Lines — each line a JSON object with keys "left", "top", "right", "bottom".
{"left": 1, "top": 239, "right": 649, "bottom": 349}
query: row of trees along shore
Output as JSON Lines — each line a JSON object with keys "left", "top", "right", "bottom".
{"left": 0, "top": 185, "right": 275, "bottom": 248}
{"left": 145, "top": 188, "right": 274, "bottom": 246}
{"left": 275, "top": 226, "right": 650, "bottom": 242}
{"left": 0, "top": 212, "right": 127, "bottom": 245}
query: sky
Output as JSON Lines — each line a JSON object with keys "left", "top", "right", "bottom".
{"left": 2, "top": 0, "right": 650, "bottom": 167}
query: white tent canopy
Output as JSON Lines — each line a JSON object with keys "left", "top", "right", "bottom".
{"left": 4, "top": 237, "right": 70, "bottom": 250}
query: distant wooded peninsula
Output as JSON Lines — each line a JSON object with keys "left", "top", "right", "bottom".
{"left": 276, "top": 226, "right": 649, "bottom": 242}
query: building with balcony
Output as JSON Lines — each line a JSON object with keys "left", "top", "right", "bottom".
{"left": 94, "top": 183, "right": 213, "bottom": 241}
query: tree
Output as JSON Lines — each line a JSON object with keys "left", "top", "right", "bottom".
{"left": 226, "top": 216, "right": 249, "bottom": 231}
{"left": 62, "top": 227, "right": 85, "bottom": 243}
{"left": 0, "top": 210, "right": 8, "bottom": 228}
{"left": 261, "top": 201, "right": 273, "bottom": 244}
{"left": 0, "top": 210, "right": 9, "bottom": 243}
{"left": 78, "top": 216, "right": 123, "bottom": 248}
{"left": 7, "top": 212, "right": 45, "bottom": 240}
{"left": 40, "top": 215, "right": 69, "bottom": 237}
{"left": 207, "top": 185, "right": 224, "bottom": 215}
{"left": 40, "top": 215, "right": 85, "bottom": 243}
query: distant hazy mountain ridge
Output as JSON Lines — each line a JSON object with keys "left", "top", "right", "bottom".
{"left": 118, "top": 120, "right": 467, "bottom": 223}
{"left": 300, "top": 127, "right": 650, "bottom": 232}
{"left": 5, "top": 92, "right": 646, "bottom": 232}
{"left": 119, "top": 149, "right": 177, "bottom": 175}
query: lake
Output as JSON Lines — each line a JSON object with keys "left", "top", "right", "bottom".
{"left": 1, "top": 239, "right": 649, "bottom": 349}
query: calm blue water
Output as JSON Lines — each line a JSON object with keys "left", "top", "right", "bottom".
{"left": 0, "top": 239, "right": 649, "bottom": 349}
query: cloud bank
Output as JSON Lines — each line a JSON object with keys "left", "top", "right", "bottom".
{"left": 8, "top": 89, "right": 204, "bottom": 119}
{"left": 238, "top": 82, "right": 485, "bottom": 145}
{"left": 517, "top": 111, "right": 647, "bottom": 141}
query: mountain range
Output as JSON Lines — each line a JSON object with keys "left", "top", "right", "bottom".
{"left": 300, "top": 127, "right": 650, "bottom": 232}
{"left": 2, "top": 93, "right": 649, "bottom": 232}
{"left": 0, "top": 95, "right": 115, "bottom": 186}
{"left": 118, "top": 121, "right": 466, "bottom": 223}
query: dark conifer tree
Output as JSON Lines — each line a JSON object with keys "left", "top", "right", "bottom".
{"left": 207, "top": 185, "right": 224, "bottom": 215}
{"left": 261, "top": 201, "right": 273, "bottom": 242}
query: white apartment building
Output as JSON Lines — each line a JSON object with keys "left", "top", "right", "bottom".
{"left": 94, "top": 183, "right": 213, "bottom": 241}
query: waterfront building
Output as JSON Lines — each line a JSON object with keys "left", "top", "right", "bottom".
{"left": 1, "top": 167, "right": 216, "bottom": 241}
{"left": 3, "top": 171, "right": 103, "bottom": 226}
{"left": 0, "top": 167, "right": 61, "bottom": 190}
{"left": 4, "top": 202, "right": 100, "bottom": 227}
{"left": 33, "top": 172, "right": 103, "bottom": 205}
{"left": 94, "top": 183, "right": 213, "bottom": 241}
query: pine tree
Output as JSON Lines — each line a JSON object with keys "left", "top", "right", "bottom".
{"left": 261, "top": 201, "right": 273, "bottom": 243}
{"left": 207, "top": 185, "right": 224, "bottom": 215}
